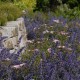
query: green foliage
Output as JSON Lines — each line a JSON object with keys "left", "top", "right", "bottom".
{"left": 34, "top": 0, "right": 60, "bottom": 12}
{"left": 34, "top": 0, "right": 80, "bottom": 12}
{"left": 33, "top": 0, "right": 80, "bottom": 20}
{"left": 0, "top": 0, "right": 21, "bottom": 2}
{"left": 54, "top": 3, "right": 80, "bottom": 20}
{"left": 14, "top": 1, "right": 27, "bottom": 10}
{"left": 0, "top": 13, "right": 7, "bottom": 26}
{"left": 0, "top": 2, "right": 22, "bottom": 26}
{"left": 76, "top": 44, "right": 80, "bottom": 53}
{"left": 14, "top": 0, "right": 36, "bottom": 11}
{"left": 67, "top": 0, "right": 78, "bottom": 9}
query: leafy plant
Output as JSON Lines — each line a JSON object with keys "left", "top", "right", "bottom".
{"left": 0, "top": 2, "right": 22, "bottom": 26}
{"left": 14, "top": 0, "right": 36, "bottom": 11}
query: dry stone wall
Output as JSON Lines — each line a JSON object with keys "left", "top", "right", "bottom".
{"left": 0, "top": 17, "right": 27, "bottom": 54}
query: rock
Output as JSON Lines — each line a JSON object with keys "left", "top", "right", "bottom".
{"left": 0, "top": 17, "right": 27, "bottom": 53}
{"left": 3, "top": 37, "right": 18, "bottom": 49}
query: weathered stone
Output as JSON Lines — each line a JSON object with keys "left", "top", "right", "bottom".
{"left": 3, "top": 37, "right": 18, "bottom": 49}
{"left": 0, "top": 26, "right": 18, "bottom": 38}
{"left": 0, "top": 17, "right": 27, "bottom": 53}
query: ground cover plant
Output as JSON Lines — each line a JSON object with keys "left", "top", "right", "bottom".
{"left": 0, "top": 12, "right": 80, "bottom": 80}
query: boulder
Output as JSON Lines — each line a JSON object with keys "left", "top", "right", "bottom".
{"left": 0, "top": 17, "right": 27, "bottom": 53}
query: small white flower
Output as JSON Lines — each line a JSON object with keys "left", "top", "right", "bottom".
{"left": 5, "top": 58, "right": 10, "bottom": 61}
{"left": 40, "top": 58, "right": 43, "bottom": 61}
{"left": 19, "top": 63, "right": 26, "bottom": 66}
{"left": 50, "top": 26, "right": 53, "bottom": 27}
{"left": 11, "top": 65, "right": 21, "bottom": 69}
{"left": 62, "top": 46, "right": 66, "bottom": 48}
{"left": 43, "top": 30, "right": 49, "bottom": 34}
{"left": 43, "top": 31, "right": 46, "bottom": 34}
{"left": 47, "top": 48, "right": 51, "bottom": 53}
{"left": 50, "top": 31, "right": 54, "bottom": 34}
{"left": 45, "top": 30, "right": 49, "bottom": 33}
{"left": 57, "top": 45, "right": 72, "bottom": 51}
{"left": 28, "top": 50, "right": 31, "bottom": 51}
{"left": 67, "top": 48, "right": 72, "bottom": 51}
{"left": 38, "top": 28, "right": 40, "bottom": 29}
{"left": 33, "top": 27, "right": 37, "bottom": 30}
{"left": 22, "top": 10, "right": 26, "bottom": 14}
{"left": 27, "top": 40, "right": 33, "bottom": 43}
{"left": 34, "top": 48, "right": 39, "bottom": 52}
{"left": 53, "top": 19, "right": 59, "bottom": 23}
{"left": 37, "top": 41, "right": 41, "bottom": 43}
{"left": 11, "top": 63, "right": 26, "bottom": 69}
{"left": 57, "top": 45, "right": 66, "bottom": 49}
{"left": 59, "top": 31, "right": 68, "bottom": 35}
{"left": 53, "top": 39, "right": 60, "bottom": 43}
{"left": 44, "top": 24, "right": 47, "bottom": 25}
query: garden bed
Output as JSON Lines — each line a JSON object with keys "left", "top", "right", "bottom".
{"left": 0, "top": 12, "right": 80, "bottom": 80}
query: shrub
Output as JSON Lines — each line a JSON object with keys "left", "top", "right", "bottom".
{"left": 0, "top": 12, "right": 7, "bottom": 26}
{"left": 0, "top": 2, "right": 22, "bottom": 26}
{"left": 14, "top": 0, "right": 36, "bottom": 11}
{"left": 34, "top": 0, "right": 60, "bottom": 12}
{"left": 54, "top": 3, "right": 80, "bottom": 20}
